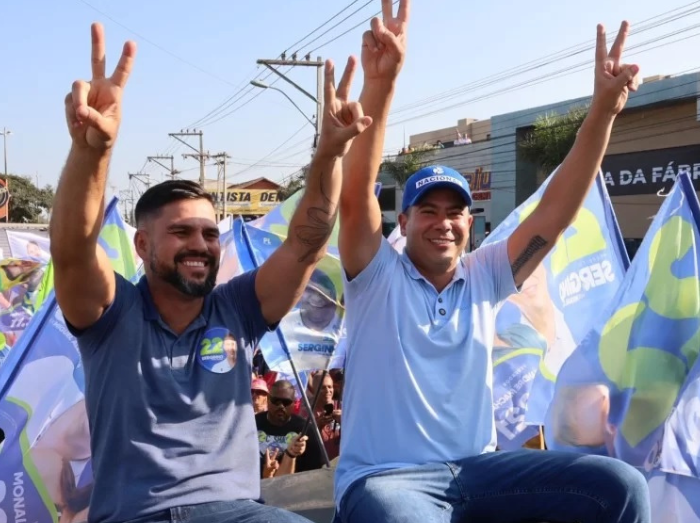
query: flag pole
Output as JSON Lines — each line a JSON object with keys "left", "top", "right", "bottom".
{"left": 238, "top": 217, "right": 331, "bottom": 467}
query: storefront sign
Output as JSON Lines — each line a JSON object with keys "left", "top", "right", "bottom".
{"left": 602, "top": 144, "right": 700, "bottom": 196}
{"left": 465, "top": 167, "right": 492, "bottom": 201}
{"left": 208, "top": 189, "right": 282, "bottom": 215}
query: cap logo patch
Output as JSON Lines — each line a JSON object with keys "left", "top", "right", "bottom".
{"left": 415, "top": 175, "right": 463, "bottom": 189}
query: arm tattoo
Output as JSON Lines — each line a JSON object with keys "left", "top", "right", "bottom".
{"left": 511, "top": 235, "right": 548, "bottom": 278}
{"left": 293, "top": 171, "right": 338, "bottom": 263}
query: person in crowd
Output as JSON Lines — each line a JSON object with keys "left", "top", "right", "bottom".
{"left": 256, "top": 380, "right": 324, "bottom": 477}
{"left": 305, "top": 371, "right": 341, "bottom": 461}
{"left": 333, "top": 1, "right": 650, "bottom": 522}
{"left": 252, "top": 377, "right": 270, "bottom": 414}
{"left": 49, "top": 21, "right": 371, "bottom": 523}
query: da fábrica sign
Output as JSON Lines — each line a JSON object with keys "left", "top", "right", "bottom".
{"left": 601, "top": 144, "right": 700, "bottom": 196}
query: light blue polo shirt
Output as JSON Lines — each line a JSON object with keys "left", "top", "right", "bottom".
{"left": 334, "top": 237, "right": 518, "bottom": 505}
{"left": 67, "top": 270, "right": 269, "bottom": 523}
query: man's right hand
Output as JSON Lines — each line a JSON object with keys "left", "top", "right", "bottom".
{"left": 361, "top": 0, "right": 410, "bottom": 83}
{"left": 64, "top": 23, "right": 136, "bottom": 151}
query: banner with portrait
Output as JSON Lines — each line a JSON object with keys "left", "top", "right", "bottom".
{"left": 545, "top": 171, "right": 700, "bottom": 522}
{"left": 0, "top": 198, "right": 140, "bottom": 523}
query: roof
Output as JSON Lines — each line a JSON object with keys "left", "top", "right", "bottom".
{"left": 230, "top": 177, "right": 281, "bottom": 190}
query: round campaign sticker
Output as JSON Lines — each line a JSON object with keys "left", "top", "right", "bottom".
{"left": 196, "top": 327, "right": 238, "bottom": 373}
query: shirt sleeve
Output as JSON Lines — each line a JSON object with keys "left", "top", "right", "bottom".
{"left": 471, "top": 239, "right": 519, "bottom": 303}
{"left": 342, "top": 237, "right": 397, "bottom": 295}
{"left": 64, "top": 272, "right": 137, "bottom": 357}
{"left": 218, "top": 268, "right": 272, "bottom": 348}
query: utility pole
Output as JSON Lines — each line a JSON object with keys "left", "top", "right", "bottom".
{"left": 1, "top": 128, "right": 11, "bottom": 223}
{"left": 119, "top": 189, "right": 135, "bottom": 225}
{"left": 211, "top": 152, "right": 231, "bottom": 220}
{"left": 255, "top": 57, "right": 323, "bottom": 149}
{"left": 147, "top": 155, "right": 178, "bottom": 180}
{"left": 128, "top": 172, "right": 152, "bottom": 190}
{"left": 169, "top": 130, "right": 206, "bottom": 186}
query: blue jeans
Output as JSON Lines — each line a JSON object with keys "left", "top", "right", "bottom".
{"left": 335, "top": 450, "right": 651, "bottom": 523}
{"left": 124, "top": 500, "right": 313, "bottom": 523}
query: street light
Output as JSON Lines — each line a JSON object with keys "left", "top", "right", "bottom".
{"left": 1, "top": 128, "right": 11, "bottom": 223}
{"left": 250, "top": 80, "right": 318, "bottom": 146}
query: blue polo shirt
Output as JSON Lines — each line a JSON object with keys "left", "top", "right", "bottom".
{"left": 334, "top": 238, "right": 518, "bottom": 506}
{"left": 68, "top": 269, "right": 269, "bottom": 523}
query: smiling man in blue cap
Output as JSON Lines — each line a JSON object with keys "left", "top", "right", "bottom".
{"left": 333, "top": 1, "right": 651, "bottom": 522}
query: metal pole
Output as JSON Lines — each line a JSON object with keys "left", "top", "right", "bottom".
{"left": 199, "top": 132, "right": 205, "bottom": 187}
{"left": 238, "top": 218, "right": 331, "bottom": 467}
{"left": 222, "top": 157, "right": 227, "bottom": 220}
{"left": 3, "top": 129, "right": 9, "bottom": 223}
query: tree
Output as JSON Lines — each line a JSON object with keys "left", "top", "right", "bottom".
{"left": 380, "top": 146, "right": 433, "bottom": 188}
{"left": 519, "top": 106, "right": 588, "bottom": 179}
{"left": 278, "top": 165, "right": 309, "bottom": 200}
{"left": 5, "top": 174, "right": 54, "bottom": 223}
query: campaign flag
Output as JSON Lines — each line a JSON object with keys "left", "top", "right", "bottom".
{"left": 0, "top": 197, "right": 140, "bottom": 523}
{"left": 6, "top": 231, "right": 50, "bottom": 265}
{"left": 545, "top": 171, "right": 700, "bottom": 467}
{"left": 482, "top": 169, "right": 628, "bottom": 450}
{"left": 234, "top": 218, "right": 344, "bottom": 375}
{"left": 232, "top": 183, "right": 381, "bottom": 374}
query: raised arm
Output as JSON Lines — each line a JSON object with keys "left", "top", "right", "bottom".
{"left": 507, "top": 21, "right": 639, "bottom": 288}
{"left": 50, "top": 23, "right": 136, "bottom": 330}
{"left": 339, "top": 0, "right": 410, "bottom": 278}
{"left": 255, "top": 58, "right": 372, "bottom": 325}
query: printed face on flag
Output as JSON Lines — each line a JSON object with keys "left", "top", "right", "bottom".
{"left": 6, "top": 231, "right": 50, "bottom": 264}
{"left": 0, "top": 198, "right": 138, "bottom": 523}
{"left": 546, "top": 173, "right": 700, "bottom": 467}
{"left": 484, "top": 171, "right": 628, "bottom": 450}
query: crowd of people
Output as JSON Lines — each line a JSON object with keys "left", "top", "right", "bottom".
{"left": 43, "top": 0, "right": 656, "bottom": 522}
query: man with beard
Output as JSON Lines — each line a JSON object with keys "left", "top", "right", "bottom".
{"left": 49, "top": 22, "right": 372, "bottom": 523}
{"left": 256, "top": 380, "right": 324, "bottom": 477}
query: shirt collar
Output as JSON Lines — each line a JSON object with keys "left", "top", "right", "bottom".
{"left": 400, "top": 250, "right": 466, "bottom": 286}
{"left": 137, "top": 276, "right": 211, "bottom": 332}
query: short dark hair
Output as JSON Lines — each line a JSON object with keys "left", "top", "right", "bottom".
{"left": 134, "top": 180, "right": 215, "bottom": 227}
{"left": 271, "top": 379, "right": 296, "bottom": 396}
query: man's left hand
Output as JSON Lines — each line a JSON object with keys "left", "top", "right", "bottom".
{"left": 591, "top": 21, "right": 640, "bottom": 118}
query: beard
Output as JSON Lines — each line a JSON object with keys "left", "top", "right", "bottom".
{"left": 150, "top": 250, "right": 219, "bottom": 297}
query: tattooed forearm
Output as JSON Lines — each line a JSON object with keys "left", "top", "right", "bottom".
{"left": 510, "top": 235, "right": 548, "bottom": 278}
{"left": 293, "top": 170, "right": 338, "bottom": 263}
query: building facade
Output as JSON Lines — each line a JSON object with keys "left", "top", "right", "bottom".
{"left": 395, "top": 72, "right": 700, "bottom": 257}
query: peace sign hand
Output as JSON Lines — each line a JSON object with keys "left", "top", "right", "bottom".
{"left": 591, "top": 21, "right": 640, "bottom": 118}
{"left": 316, "top": 57, "right": 373, "bottom": 159}
{"left": 362, "top": 0, "right": 410, "bottom": 82}
{"left": 64, "top": 23, "right": 137, "bottom": 151}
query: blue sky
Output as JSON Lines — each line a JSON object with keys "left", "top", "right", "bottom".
{"left": 1, "top": 0, "right": 699, "bottom": 201}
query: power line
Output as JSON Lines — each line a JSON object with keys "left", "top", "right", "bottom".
{"left": 187, "top": 0, "right": 376, "bottom": 129}
{"left": 307, "top": 0, "right": 400, "bottom": 55}
{"left": 75, "top": 0, "right": 239, "bottom": 87}
{"left": 388, "top": 18, "right": 700, "bottom": 127}
{"left": 389, "top": 1, "right": 700, "bottom": 118}
{"left": 232, "top": 123, "right": 309, "bottom": 179}
{"left": 285, "top": 0, "right": 365, "bottom": 55}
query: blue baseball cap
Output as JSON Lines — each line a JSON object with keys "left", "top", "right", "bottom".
{"left": 401, "top": 165, "right": 472, "bottom": 213}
